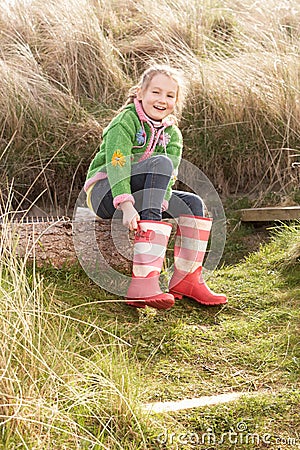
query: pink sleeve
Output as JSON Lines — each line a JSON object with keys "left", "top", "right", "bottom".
{"left": 162, "top": 199, "right": 169, "bottom": 212}
{"left": 113, "top": 194, "right": 135, "bottom": 209}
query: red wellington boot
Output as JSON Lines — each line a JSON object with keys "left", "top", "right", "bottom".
{"left": 126, "top": 220, "right": 175, "bottom": 310}
{"left": 169, "top": 215, "right": 227, "bottom": 306}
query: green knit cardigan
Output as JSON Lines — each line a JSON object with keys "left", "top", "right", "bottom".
{"left": 84, "top": 99, "right": 183, "bottom": 208}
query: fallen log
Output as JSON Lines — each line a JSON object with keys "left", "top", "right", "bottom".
{"left": 1, "top": 216, "right": 132, "bottom": 274}
{"left": 1, "top": 210, "right": 175, "bottom": 275}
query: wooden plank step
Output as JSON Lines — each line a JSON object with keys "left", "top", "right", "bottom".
{"left": 239, "top": 206, "right": 300, "bottom": 222}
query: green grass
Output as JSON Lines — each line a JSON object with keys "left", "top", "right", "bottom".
{"left": 4, "top": 220, "right": 295, "bottom": 449}
{"left": 163, "top": 391, "right": 300, "bottom": 449}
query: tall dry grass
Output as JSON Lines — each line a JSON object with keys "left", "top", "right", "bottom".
{"left": 1, "top": 0, "right": 300, "bottom": 209}
{"left": 0, "top": 200, "right": 153, "bottom": 448}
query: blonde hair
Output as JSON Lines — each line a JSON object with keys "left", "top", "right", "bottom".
{"left": 124, "top": 64, "right": 188, "bottom": 118}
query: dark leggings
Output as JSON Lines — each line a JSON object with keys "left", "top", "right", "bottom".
{"left": 90, "top": 155, "right": 204, "bottom": 220}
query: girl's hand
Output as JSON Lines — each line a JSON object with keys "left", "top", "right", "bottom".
{"left": 119, "top": 201, "right": 140, "bottom": 231}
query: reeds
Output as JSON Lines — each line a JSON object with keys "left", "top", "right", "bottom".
{"left": 1, "top": 0, "right": 300, "bottom": 208}
{"left": 0, "top": 187, "right": 153, "bottom": 449}
{"left": 0, "top": 210, "right": 152, "bottom": 448}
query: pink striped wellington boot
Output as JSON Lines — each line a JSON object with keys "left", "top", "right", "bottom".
{"left": 169, "top": 215, "right": 227, "bottom": 306}
{"left": 126, "top": 220, "right": 175, "bottom": 310}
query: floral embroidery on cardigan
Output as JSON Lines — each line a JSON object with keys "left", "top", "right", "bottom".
{"left": 158, "top": 132, "right": 171, "bottom": 147}
{"left": 111, "top": 150, "right": 126, "bottom": 167}
{"left": 136, "top": 128, "right": 147, "bottom": 146}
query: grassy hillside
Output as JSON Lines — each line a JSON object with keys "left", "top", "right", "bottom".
{"left": 0, "top": 214, "right": 299, "bottom": 448}
{"left": 0, "top": 0, "right": 300, "bottom": 211}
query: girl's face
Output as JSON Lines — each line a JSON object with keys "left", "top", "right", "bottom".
{"left": 137, "top": 73, "right": 178, "bottom": 121}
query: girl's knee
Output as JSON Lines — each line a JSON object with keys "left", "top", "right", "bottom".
{"left": 180, "top": 192, "right": 204, "bottom": 216}
{"left": 151, "top": 155, "right": 173, "bottom": 175}
{"left": 190, "top": 194, "right": 204, "bottom": 216}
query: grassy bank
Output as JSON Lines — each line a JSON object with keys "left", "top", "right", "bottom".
{"left": 1, "top": 0, "right": 300, "bottom": 210}
{"left": 0, "top": 235, "right": 156, "bottom": 448}
{"left": 1, "top": 218, "right": 299, "bottom": 449}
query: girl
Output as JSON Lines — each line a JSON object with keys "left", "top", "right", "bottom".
{"left": 84, "top": 64, "right": 227, "bottom": 310}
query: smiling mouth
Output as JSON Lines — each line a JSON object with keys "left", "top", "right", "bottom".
{"left": 154, "top": 105, "right": 166, "bottom": 111}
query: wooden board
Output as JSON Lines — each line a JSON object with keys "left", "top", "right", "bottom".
{"left": 239, "top": 206, "right": 300, "bottom": 222}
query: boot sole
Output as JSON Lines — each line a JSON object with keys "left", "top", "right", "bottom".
{"left": 170, "top": 290, "right": 227, "bottom": 306}
{"left": 126, "top": 300, "right": 146, "bottom": 308}
{"left": 126, "top": 295, "right": 175, "bottom": 310}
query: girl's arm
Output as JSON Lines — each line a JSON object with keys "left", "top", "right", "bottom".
{"left": 163, "top": 127, "right": 183, "bottom": 204}
{"left": 104, "top": 117, "right": 136, "bottom": 208}
{"left": 105, "top": 120, "right": 141, "bottom": 229}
